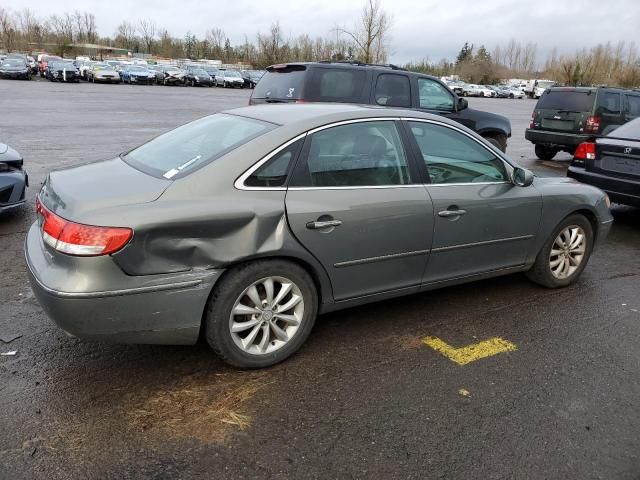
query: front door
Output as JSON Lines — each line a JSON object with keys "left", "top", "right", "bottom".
{"left": 404, "top": 120, "right": 542, "bottom": 284}
{"left": 286, "top": 119, "right": 434, "bottom": 301}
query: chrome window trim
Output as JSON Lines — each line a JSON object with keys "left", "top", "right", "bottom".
{"left": 426, "top": 181, "right": 511, "bottom": 187}
{"left": 234, "top": 132, "right": 308, "bottom": 191}
{"left": 400, "top": 117, "right": 517, "bottom": 178}
{"left": 287, "top": 184, "right": 425, "bottom": 191}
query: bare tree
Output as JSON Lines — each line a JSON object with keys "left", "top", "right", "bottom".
{"left": 0, "top": 7, "right": 18, "bottom": 51}
{"left": 138, "top": 18, "right": 156, "bottom": 54}
{"left": 337, "top": 0, "right": 392, "bottom": 64}
{"left": 206, "top": 27, "right": 226, "bottom": 58}
{"left": 115, "top": 21, "right": 136, "bottom": 50}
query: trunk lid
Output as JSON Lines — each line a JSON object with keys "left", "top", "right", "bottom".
{"left": 40, "top": 158, "right": 170, "bottom": 222}
{"left": 592, "top": 138, "right": 640, "bottom": 178}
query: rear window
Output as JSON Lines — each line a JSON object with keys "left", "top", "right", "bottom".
{"left": 536, "top": 90, "right": 596, "bottom": 112}
{"left": 123, "top": 114, "right": 275, "bottom": 179}
{"left": 253, "top": 66, "right": 306, "bottom": 100}
{"left": 306, "top": 68, "right": 367, "bottom": 102}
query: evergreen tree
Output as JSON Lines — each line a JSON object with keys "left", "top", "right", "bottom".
{"left": 456, "top": 42, "right": 473, "bottom": 64}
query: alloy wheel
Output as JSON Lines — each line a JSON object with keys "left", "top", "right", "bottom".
{"left": 549, "top": 225, "right": 586, "bottom": 279}
{"left": 229, "top": 276, "right": 304, "bottom": 355}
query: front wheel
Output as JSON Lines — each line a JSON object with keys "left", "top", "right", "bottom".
{"left": 526, "top": 214, "right": 594, "bottom": 289}
{"left": 484, "top": 134, "right": 507, "bottom": 153}
{"left": 205, "top": 260, "right": 318, "bottom": 368}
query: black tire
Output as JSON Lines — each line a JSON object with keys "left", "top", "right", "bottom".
{"left": 535, "top": 144, "right": 558, "bottom": 161}
{"left": 205, "top": 260, "right": 318, "bottom": 368}
{"left": 525, "top": 214, "right": 594, "bottom": 289}
{"left": 485, "top": 134, "right": 507, "bottom": 153}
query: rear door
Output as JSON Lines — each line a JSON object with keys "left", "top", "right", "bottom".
{"left": 597, "top": 91, "right": 624, "bottom": 134}
{"left": 534, "top": 89, "right": 596, "bottom": 133}
{"left": 624, "top": 93, "right": 640, "bottom": 123}
{"left": 285, "top": 119, "right": 434, "bottom": 301}
{"left": 403, "top": 120, "right": 542, "bottom": 283}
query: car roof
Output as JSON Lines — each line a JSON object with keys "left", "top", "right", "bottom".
{"left": 224, "top": 103, "right": 464, "bottom": 131}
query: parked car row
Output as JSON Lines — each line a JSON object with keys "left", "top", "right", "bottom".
{"left": 444, "top": 81, "right": 526, "bottom": 99}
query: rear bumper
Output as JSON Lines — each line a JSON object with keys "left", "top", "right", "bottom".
{"left": 25, "top": 223, "right": 223, "bottom": 345}
{"left": 567, "top": 166, "right": 640, "bottom": 207}
{"left": 525, "top": 129, "right": 591, "bottom": 149}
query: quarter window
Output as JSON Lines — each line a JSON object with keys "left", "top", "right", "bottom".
{"left": 294, "top": 121, "right": 411, "bottom": 187}
{"left": 418, "top": 78, "right": 454, "bottom": 110}
{"left": 375, "top": 74, "right": 411, "bottom": 107}
{"left": 245, "top": 139, "right": 303, "bottom": 187}
{"left": 408, "top": 121, "right": 507, "bottom": 184}
{"left": 600, "top": 92, "right": 621, "bottom": 115}
{"left": 307, "top": 69, "right": 367, "bottom": 102}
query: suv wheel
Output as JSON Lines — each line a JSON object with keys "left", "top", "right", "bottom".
{"left": 205, "top": 260, "right": 318, "bottom": 368}
{"left": 485, "top": 134, "right": 507, "bottom": 153}
{"left": 535, "top": 145, "right": 558, "bottom": 161}
{"left": 526, "top": 214, "right": 593, "bottom": 288}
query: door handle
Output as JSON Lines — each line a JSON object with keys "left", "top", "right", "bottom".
{"left": 306, "top": 220, "right": 343, "bottom": 230}
{"left": 438, "top": 209, "right": 467, "bottom": 218}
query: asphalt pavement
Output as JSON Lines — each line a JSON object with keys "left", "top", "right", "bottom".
{"left": 1, "top": 80, "right": 639, "bottom": 480}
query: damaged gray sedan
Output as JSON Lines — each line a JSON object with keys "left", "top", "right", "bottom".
{"left": 26, "top": 104, "right": 613, "bottom": 368}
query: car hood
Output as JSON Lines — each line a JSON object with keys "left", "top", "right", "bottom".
{"left": 40, "top": 158, "right": 171, "bottom": 222}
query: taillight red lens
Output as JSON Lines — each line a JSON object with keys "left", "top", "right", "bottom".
{"left": 574, "top": 142, "right": 596, "bottom": 161}
{"left": 35, "top": 196, "right": 132, "bottom": 256}
{"left": 585, "top": 116, "right": 601, "bottom": 134}
{"left": 529, "top": 111, "right": 538, "bottom": 129}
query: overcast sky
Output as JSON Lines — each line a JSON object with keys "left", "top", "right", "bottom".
{"left": 5, "top": 0, "right": 639, "bottom": 64}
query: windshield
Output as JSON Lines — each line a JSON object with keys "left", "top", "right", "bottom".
{"left": 123, "top": 114, "right": 276, "bottom": 179}
{"left": 165, "top": 67, "right": 179, "bottom": 72}
{"left": 537, "top": 81, "right": 555, "bottom": 89}
{"left": 128, "top": 66, "right": 146, "bottom": 72}
{"left": 192, "top": 69, "right": 207, "bottom": 75}
{"left": 226, "top": 70, "right": 241, "bottom": 78}
{"left": 2, "top": 59, "right": 24, "bottom": 67}
{"left": 536, "top": 90, "right": 596, "bottom": 111}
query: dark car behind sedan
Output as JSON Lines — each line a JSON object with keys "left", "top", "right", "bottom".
{"left": 0, "top": 58, "right": 31, "bottom": 80}
{"left": 0, "top": 143, "right": 28, "bottom": 213}
{"left": 568, "top": 117, "right": 640, "bottom": 207}
{"left": 46, "top": 61, "right": 80, "bottom": 82}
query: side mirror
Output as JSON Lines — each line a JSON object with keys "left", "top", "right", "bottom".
{"left": 457, "top": 97, "right": 468, "bottom": 111}
{"left": 513, "top": 167, "right": 534, "bottom": 187}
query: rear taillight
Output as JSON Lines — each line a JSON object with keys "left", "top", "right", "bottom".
{"left": 574, "top": 142, "right": 596, "bottom": 161}
{"left": 585, "top": 116, "right": 601, "bottom": 134}
{"left": 35, "top": 197, "right": 132, "bottom": 256}
{"left": 529, "top": 111, "right": 539, "bottom": 128}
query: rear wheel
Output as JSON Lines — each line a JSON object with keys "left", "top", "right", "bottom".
{"left": 526, "top": 214, "right": 593, "bottom": 288}
{"left": 535, "top": 144, "right": 558, "bottom": 161}
{"left": 205, "top": 260, "right": 318, "bottom": 368}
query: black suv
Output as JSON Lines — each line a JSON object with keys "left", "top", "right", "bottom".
{"left": 249, "top": 62, "right": 512, "bottom": 151}
{"left": 525, "top": 86, "right": 640, "bottom": 160}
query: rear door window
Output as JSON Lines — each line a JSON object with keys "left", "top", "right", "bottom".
{"left": 536, "top": 90, "right": 596, "bottom": 112}
{"left": 625, "top": 95, "right": 640, "bottom": 119}
{"left": 306, "top": 68, "right": 367, "bottom": 102}
{"left": 598, "top": 92, "right": 622, "bottom": 115}
{"left": 253, "top": 65, "right": 306, "bottom": 100}
{"left": 375, "top": 74, "right": 411, "bottom": 108}
{"left": 292, "top": 121, "right": 411, "bottom": 187}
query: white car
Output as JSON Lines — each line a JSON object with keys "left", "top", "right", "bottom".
{"left": 464, "top": 84, "right": 496, "bottom": 98}
{"left": 505, "top": 88, "right": 526, "bottom": 99}
{"left": 215, "top": 69, "right": 245, "bottom": 88}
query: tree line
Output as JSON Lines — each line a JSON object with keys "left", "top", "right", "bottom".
{"left": 0, "top": 0, "right": 390, "bottom": 68}
{"left": 406, "top": 40, "right": 640, "bottom": 88}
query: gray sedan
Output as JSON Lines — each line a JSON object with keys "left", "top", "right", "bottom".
{"left": 25, "top": 104, "right": 613, "bottom": 368}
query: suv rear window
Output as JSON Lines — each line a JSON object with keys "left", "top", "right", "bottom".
{"left": 253, "top": 65, "right": 306, "bottom": 100}
{"left": 306, "top": 68, "right": 367, "bottom": 102}
{"left": 536, "top": 90, "right": 596, "bottom": 112}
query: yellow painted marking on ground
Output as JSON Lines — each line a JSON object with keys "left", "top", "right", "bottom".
{"left": 422, "top": 336, "right": 517, "bottom": 366}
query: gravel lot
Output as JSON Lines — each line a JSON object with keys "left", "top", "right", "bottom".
{"left": 1, "top": 79, "right": 639, "bottom": 480}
